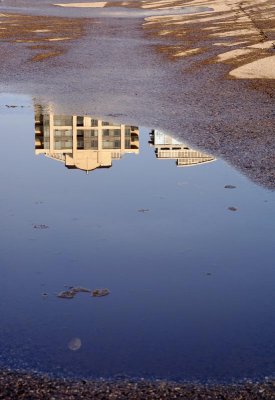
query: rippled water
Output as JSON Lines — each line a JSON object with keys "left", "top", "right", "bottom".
{"left": 0, "top": 93, "right": 274, "bottom": 382}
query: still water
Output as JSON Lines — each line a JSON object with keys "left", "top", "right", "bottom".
{"left": 0, "top": 94, "right": 274, "bottom": 382}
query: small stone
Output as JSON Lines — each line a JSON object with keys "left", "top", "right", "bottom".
{"left": 57, "top": 287, "right": 91, "bottom": 299}
{"left": 68, "top": 338, "right": 82, "bottom": 351}
{"left": 92, "top": 288, "right": 110, "bottom": 297}
{"left": 33, "top": 224, "right": 49, "bottom": 229}
{"left": 228, "top": 207, "right": 238, "bottom": 211}
{"left": 57, "top": 290, "right": 75, "bottom": 299}
{"left": 224, "top": 185, "right": 236, "bottom": 189}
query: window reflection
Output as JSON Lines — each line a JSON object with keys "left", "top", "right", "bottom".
{"left": 35, "top": 107, "right": 139, "bottom": 172}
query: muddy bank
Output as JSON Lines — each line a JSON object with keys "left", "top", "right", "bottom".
{"left": 0, "top": 370, "right": 274, "bottom": 399}
{"left": 0, "top": 0, "right": 274, "bottom": 190}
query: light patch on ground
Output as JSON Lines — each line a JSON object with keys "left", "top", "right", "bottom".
{"left": 210, "top": 29, "right": 258, "bottom": 38}
{"left": 47, "top": 37, "right": 71, "bottom": 41}
{"left": 16, "top": 39, "right": 36, "bottom": 43}
{"left": 33, "top": 29, "right": 51, "bottom": 33}
{"left": 142, "top": 0, "right": 174, "bottom": 9}
{"left": 31, "top": 51, "right": 62, "bottom": 62}
{"left": 216, "top": 48, "right": 254, "bottom": 62}
{"left": 159, "top": 30, "right": 174, "bottom": 35}
{"left": 170, "top": 13, "right": 236, "bottom": 25}
{"left": 54, "top": 2, "right": 107, "bottom": 7}
{"left": 173, "top": 48, "right": 201, "bottom": 57}
{"left": 213, "top": 41, "right": 249, "bottom": 47}
{"left": 248, "top": 40, "right": 275, "bottom": 49}
{"left": 230, "top": 55, "right": 275, "bottom": 79}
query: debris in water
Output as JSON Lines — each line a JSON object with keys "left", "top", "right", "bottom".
{"left": 68, "top": 338, "right": 82, "bottom": 351}
{"left": 224, "top": 185, "right": 236, "bottom": 189}
{"left": 92, "top": 288, "right": 110, "bottom": 297}
{"left": 228, "top": 207, "right": 238, "bottom": 212}
{"left": 57, "top": 287, "right": 91, "bottom": 299}
{"left": 33, "top": 224, "right": 49, "bottom": 229}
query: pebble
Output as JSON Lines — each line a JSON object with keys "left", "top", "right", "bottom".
{"left": 57, "top": 287, "right": 91, "bottom": 299}
{"left": 92, "top": 288, "right": 110, "bottom": 297}
{"left": 33, "top": 224, "right": 49, "bottom": 229}
{"left": 0, "top": 371, "right": 274, "bottom": 399}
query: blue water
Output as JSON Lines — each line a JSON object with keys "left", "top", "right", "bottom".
{"left": 0, "top": 94, "right": 274, "bottom": 382}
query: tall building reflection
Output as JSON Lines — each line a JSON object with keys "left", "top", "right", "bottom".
{"left": 150, "top": 130, "right": 215, "bottom": 166}
{"left": 35, "top": 107, "right": 139, "bottom": 172}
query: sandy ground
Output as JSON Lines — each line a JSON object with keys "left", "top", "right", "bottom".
{"left": 142, "top": 0, "right": 275, "bottom": 78}
{"left": 0, "top": 0, "right": 274, "bottom": 191}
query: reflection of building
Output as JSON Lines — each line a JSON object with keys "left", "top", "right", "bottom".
{"left": 35, "top": 109, "right": 139, "bottom": 172}
{"left": 150, "top": 130, "right": 215, "bottom": 166}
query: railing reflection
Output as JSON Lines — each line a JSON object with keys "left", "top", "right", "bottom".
{"left": 149, "top": 130, "right": 215, "bottom": 167}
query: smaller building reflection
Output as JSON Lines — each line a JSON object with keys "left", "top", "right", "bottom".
{"left": 150, "top": 130, "right": 215, "bottom": 166}
{"left": 35, "top": 107, "right": 139, "bottom": 172}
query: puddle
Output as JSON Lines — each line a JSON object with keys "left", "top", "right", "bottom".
{"left": 0, "top": 2, "right": 212, "bottom": 19}
{"left": 0, "top": 94, "right": 274, "bottom": 381}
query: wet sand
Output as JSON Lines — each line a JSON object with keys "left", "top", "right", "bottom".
{"left": 0, "top": 370, "right": 274, "bottom": 399}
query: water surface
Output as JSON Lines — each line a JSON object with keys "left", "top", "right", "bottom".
{"left": 0, "top": 94, "right": 274, "bottom": 382}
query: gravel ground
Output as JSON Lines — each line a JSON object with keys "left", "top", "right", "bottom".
{"left": 0, "top": 371, "right": 274, "bottom": 399}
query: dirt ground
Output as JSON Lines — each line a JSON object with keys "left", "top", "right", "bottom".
{"left": 0, "top": 0, "right": 274, "bottom": 189}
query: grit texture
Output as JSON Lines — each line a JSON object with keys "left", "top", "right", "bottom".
{"left": 0, "top": 371, "right": 274, "bottom": 399}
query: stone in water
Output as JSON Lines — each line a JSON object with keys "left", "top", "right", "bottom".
{"left": 224, "top": 185, "right": 236, "bottom": 189}
{"left": 68, "top": 338, "right": 82, "bottom": 351}
{"left": 92, "top": 288, "right": 110, "bottom": 297}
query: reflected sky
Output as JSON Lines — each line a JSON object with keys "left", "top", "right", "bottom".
{"left": 0, "top": 94, "right": 274, "bottom": 382}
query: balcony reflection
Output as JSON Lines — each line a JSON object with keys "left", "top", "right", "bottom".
{"left": 150, "top": 130, "right": 215, "bottom": 167}
{"left": 35, "top": 107, "right": 139, "bottom": 172}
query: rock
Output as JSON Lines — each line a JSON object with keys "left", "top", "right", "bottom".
{"left": 68, "top": 338, "right": 82, "bottom": 351}
{"left": 57, "top": 287, "right": 91, "bottom": 299}
{"left": 57, "top": 290, "right": 75, "bottom": 299}
{"left": 92, "top": 288, "right": 110, "bottom": 297}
